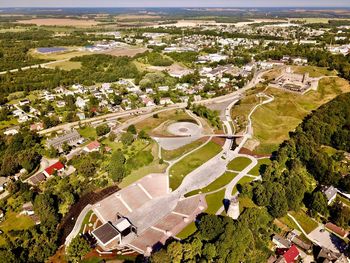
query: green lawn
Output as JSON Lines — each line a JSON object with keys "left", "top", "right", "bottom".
{"left": 252, "top": 76, "right": 350, "bottom": 154}
{"left": 119, "top": 142, "right": 167, "bottom": 188}
{"left": 176, "top": 222, "right": 197, "bottom": 239}
{"left": 185, "top": 171, "right": 238, "bottom": 197}
{"left": 248, "top": 158, "right": 271, "bottom": 176}
{"left": 239, "top": 196, "right": 258, "bottom": 213}
{"left": 231, "top": 176, "right": 255, "bottom": 195}
{"left": 0, "top": 212, "right": 35, "bottom": 245}
{"left": 293, "top": 65, "right": 336, "bottom": 78}
{"left": 227, "top": 157, "right": 252, "bottom": 171}
{"left": 162, "top": 139, "right": 205, "bottom": 161}
{"left": 289, "top": 210, "right": 318, "bottom": 234}
{"left": 205, "top": 189, "right": 225, "bottom": 214}
{"left": 169, "top": 141, "right": 222, "bottom": 190}
{"left": 46, "top": 60, "right": 82, "bottom": 71}
{"left": 79, "top": 210, "right": 93, "bottom": 233}
{"left": 78, "top": 126, "right": 97, "bottom": 139}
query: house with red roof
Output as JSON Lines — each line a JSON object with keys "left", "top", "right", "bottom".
{"left": 282, "top": 245, "right": 299, "bottom": 263}
{"left": 83, "top": 141, "right": 101, "bottom": 153}
{"left": 43, "top": 162, "right": 65, "bottom": 177}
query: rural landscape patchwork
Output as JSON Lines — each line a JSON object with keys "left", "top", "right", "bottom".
{"left": 1, "top": 1, "right": 350, "bottom": 263}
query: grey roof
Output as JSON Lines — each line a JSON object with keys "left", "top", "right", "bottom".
{"left": 273, "top": 234, "right": 291, "bottom": 248}
{"left": 323, "top": 186, "right": 337, "bottom": 201}
{"left": 92, "top": 222, "right": 120, "bottom": 245}
{"left": 28, "top": 173, "right": 46, "bottom": 185}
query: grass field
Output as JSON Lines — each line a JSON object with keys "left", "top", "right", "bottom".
{"left": 78, "top": 126, "right": 97, "bottom": 139}
{"left": 248, "top": 158, "right": 271, "bottom": 176}
{"left": 176, "top": 222, "right": 197, "bottom": 239}
{"left": 135, "top": 109, "right": 192, "bottom": 135}
{"left": 45, "top": 60, "right": 82, "bottom": 70}
{"left": 119, "top": 142, "right": 167, "bottom": 188}
{"left": 205, "top": 189, "right": 225, "bottom": 214}
{"left": 239, "top": 196, "right": 258, "bottom": 213}
{"left": 185, "top": 171, "right": 238, "bottom": 197}
{"left": 0, "top": 212, "right": 35, "bottom": 245}
{"left": 169, "top": 141, "right": 222, "bottom": 190}
{"left": 161, "top": 138, "right": 205, "bottom": 161}
{"left": 30, "top": 48, "right": 90, "bottom": 61}
{"left": 79, "top": 210, "right": 93, "bottom": 233}
{"left": 232, "top": 176, "right": 255, "bottom": 195}
{"left": 293, "top": 65, "right": 336, "bottom": 78}
{"left": 227, "top": 156, "right": 252, "bottom": 171}
{"left": 251, "top": 76, "right": 350, "bottom": 154}
{"left": 289, "top": 210, "right": 318, "bottom": 234}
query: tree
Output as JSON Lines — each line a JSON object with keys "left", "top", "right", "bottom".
{"left": 33, "top": 193, "right": 59, "bottom": 227}
{"left": 120, "top": 132, "right": 134, "bottom": 146}
{"left": 127, "top": 124, "right": 137, "bottom": 135}
{"left": 310, "top": 191, "right": 329, "bottom": 216}
{"left": 96, "top": 124, "right": 110, "bottom": 137}
{"left": 67, "top": 235, "right": 90, "bottom": 263}
{"left": 62, "top": 142, "right": 71, "bottom": 153}
{"left": 108, "top": 150, "right": 126, "bottom": 182}
{"left": 138, "top": 129, "right": 150, "bottom": 140}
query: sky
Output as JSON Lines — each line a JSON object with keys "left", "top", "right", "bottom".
{"left": 0, "top": 0, "right": 349, "bottom": 8}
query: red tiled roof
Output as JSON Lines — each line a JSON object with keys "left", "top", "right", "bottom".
{"left": 86, "top": 141, "right": 100, "bottom": 151}
{"left": 325, "top": 222, "right": 349, "bottom": 238}
{"left": 44, "top": 162, "right": 64, "bottom": 176}
{"left": 283, "top": 245, "right": 299, "bottom": 263}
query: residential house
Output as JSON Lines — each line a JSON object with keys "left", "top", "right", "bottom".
{"left": 19, "top": 99, "right": 30, "bottom": 106}
{"left": 325, "top": 222, "right": 349, "bottom": 238}
{"left": 30, "top": 122, "right": 44, "bottom": 132}
{"left": 83, "top": 141, "right": 101, "bottom": 153}
{"left": 47, "top": 129, "right": 82, "bottom": 150}
{"left": 272, "top": 234, "right": 291, "bottom": 248}
{"left": 322, "top": 185, "right": 337, "bottom": 204}
{"left": 76, "top": 97, "right": 87, "bottom": 109}
{"left": 21, "top": 202, "right": 35, "bottom": 216}
{"left": 43, "top": 162, "right": 65, "bottom": 177}
{"left": 3, "top": 126, "right": 19, "bottom": 136}
{"left": 160, "top": 98, "right": 173, "bottom": 105}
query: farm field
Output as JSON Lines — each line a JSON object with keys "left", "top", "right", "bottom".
{"left": 16, "top": 18, "right": 100, "bottom": 26}
{"left": 169, "top": 141, "right": 222, "bottom": 190}
{"left": 251, "top": 75, "right": 350, "bottom": 154}
{"left": 105, "top": 46, "right": 148, "bottom": 57}
{"left": 45, "top": 60, "right": 82, "bottom": 70}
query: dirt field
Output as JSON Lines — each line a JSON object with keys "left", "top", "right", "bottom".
{"left": 16, "top": 18, "right": 100, "bottom": 26}
{"left": 105, "top": 47, "right": 148, "bottom": 57}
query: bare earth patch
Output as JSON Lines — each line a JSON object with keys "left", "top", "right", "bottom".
{"left": 16, "top": 18, "right": 99, "bottom": 26}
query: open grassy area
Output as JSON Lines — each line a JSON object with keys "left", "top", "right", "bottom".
{"left": 78, "top": 126, "right": 97, "bottom": 139}
{"left": 205, "top": 189, "right": 225, "bottom": 214}
{"left": 162, "top": 138, "right": 205, "bottom": 161}
{"left": 30, "top": 48, "right": 90, "bottom": 61}
{"left": 169, "top": 141, "right": 222, "bottom": 190}
{"left": 232, "top": 176, "right": 255, "bottom": 195}
{"left": 289, "top": 210, "right": 318, "bottom": 234}
{"left": 185, "top": 171, "right": 238, "bottom": 197}
{"left": 227, "top": 156, "right": 252, "bottom": 171}
{"left": 239, "top": 196, "right": 258, "bottom": 213}
{"left": 176, "top": 222, "right": 197, "bottom": 239}
{"left": 248, "top": 158, "right": 271, "bottom": 176}
{"left": 79, "top": 210, "right": 93, "bottom": 233}
{"left": 135, "top": 109, "right": 192, "bottom": 135}
{"left": 45, "top": 60, "right": 82, "bottom": 70}
{"left": 293, "top": 65, "right": 336, "bottom": 78}
{"left": 119, "top": 142, "right": 167, "bottom": 188}
{"left": 251, "top": 76, "right": 350, "bottom": 154}
{"left": 0, "top": 212, "right": 35, "bottom": 245}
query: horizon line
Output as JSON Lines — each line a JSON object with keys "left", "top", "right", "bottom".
{"left": 1, "top": 6, "right": 350, "bottom": 9}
